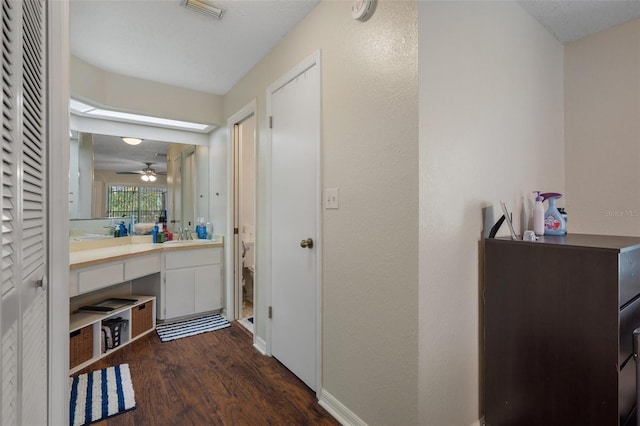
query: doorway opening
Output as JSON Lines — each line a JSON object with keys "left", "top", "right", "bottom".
{"left": 232, "top": 111, "right": 256, "bottom": 334}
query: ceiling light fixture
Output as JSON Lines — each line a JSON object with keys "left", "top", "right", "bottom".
{"left": 69, "top": 99, "right": 215, "bottom": 133}
{"left": 141, "top": 173, "right": 157, "bottom": 182}
{"left": 182, "top": 0, "right": 225, "bottom": 19}
{"left": 122, "top": 137, "right": 142, "bottom": 146}
{"left": 140, "top": 163, "right": 158, "bottom": 182}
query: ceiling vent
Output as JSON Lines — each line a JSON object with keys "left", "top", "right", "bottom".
{"left": 182, "top": 0, "right": 225, "bottom": 19}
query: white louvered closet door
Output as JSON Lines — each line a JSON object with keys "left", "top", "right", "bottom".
{"left": 1, "top": 0, "right": 48, "bottom": 424}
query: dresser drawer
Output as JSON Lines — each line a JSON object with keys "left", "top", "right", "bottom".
{"left": 619, "top": 297, "right": 640, "bottom": 365}
{"left": 620, "top": 250, "right": 640, "bottom": 307}
{"left": 619, "top": 358, "right": 636, "bottom": 424}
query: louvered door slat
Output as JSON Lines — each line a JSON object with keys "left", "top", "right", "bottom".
{"left": 1, "top": 0, "right": 48, "bottom": 423}
{"left": 2, "top": 322, "right": 17, "bottom": 425}
{"left": 0, "top": 0, "right": 18, "bottom": 418}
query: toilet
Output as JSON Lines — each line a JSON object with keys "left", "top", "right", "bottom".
{"left": 241, "top": 225, "right": 254, "bottom": 299}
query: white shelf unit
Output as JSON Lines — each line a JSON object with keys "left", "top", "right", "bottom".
{"left": 69, "top": 294, "right": 156, "bottom": 375}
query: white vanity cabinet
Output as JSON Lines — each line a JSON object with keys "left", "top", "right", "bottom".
{"left": 70, "top": 252, "right": 161, "bottom": 296}
{"left": 162, "top": 247, "right": 223, "bottom": 320}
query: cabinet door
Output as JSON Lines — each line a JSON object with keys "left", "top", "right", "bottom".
{"left": 165, "top": 269, "right": 194, "bottom": 319}
{"left": 194, "top": 264, "right": 222, "bottom": 313}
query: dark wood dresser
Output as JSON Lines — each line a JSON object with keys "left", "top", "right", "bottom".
{"left": 484, "top": 234, "right": 640, "bottom": 426}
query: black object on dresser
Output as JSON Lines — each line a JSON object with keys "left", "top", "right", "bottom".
{"left": 484, "top": 234, "right": 640, "bottom": 426}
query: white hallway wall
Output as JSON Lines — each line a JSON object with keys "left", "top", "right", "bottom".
{"left": 564, "top": 18, "right": 640, "bottom": 236}
{"left": 223, "top": 0, "right": 419, "bottom": 424}
{"left": 419, "top": 2, "right": 564, "bottom": 425}
{"left": 68, "top": 1, "right": 575, "bottom": 424}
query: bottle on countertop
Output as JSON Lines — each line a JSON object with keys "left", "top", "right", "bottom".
{"left": 129, "top": 214, "right": 136, "bottom": 236}
{"left": 532, "top": 191, "right": 545, "bottom": 236}
{"left": 196, "top": 217, "right": 207, "bottom": 239}
{"left": 152, "top": 224, "right": 159, "bottom": 243}
{"left": 541, "top": 192, "right": 566, "bottom": 236}
{"left": 119, "top": 222, "right": 128, "bottom": 237}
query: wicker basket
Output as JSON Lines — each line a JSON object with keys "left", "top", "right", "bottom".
{"left": 131, "top": 300, "right": 153, "bottom": 339}
{"left": 70, "top": 325, "right": 93, "bottom": 369}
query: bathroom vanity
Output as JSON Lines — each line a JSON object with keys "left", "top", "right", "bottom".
{"left": 69, "top": 237, "right": 224, "bottom": 372}
{"left": 135, "top": 243, "right": 223, "bottom": 320}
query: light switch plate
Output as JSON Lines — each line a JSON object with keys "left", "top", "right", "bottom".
{"left": 325, "top": 188, "right": 339, "bottom": 209}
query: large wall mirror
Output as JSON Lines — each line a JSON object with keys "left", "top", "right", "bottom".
{"left": 69, "top": 127, "right": 209, "bottom": 234}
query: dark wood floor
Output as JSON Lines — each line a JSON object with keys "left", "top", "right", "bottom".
{"left": 75, "top": 321, "right": 338, "bottom": 425}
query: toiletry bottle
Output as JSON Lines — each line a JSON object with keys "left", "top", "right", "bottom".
{"left": 532, "top": 191, "right": 545, "bottom": 236}
{"left": 152, "top": 224, "right": 159, "bottom": 243}
{"left": 129, "top": 214, "right": 136, "bottom": 236}
{"left": 119, "top": 222, "right": 128, "bottom": 237}
{"left": 541, "top": 192, "right": 566, "bottom": 235}
{"left": 196, "top": 218, "right": 207, "bottom": 239}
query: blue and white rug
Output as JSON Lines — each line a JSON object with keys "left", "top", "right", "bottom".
{"left": 156, "top": 314, "right": 231, "bottom": 342}
{"left": 69, "top": 363, "right": 136, "bottom": 426}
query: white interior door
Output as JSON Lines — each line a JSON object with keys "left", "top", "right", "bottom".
{"left": 1, "top": 0, "right": 48, "bottom": 423}
{"left": 269, "top": 56, "right": 321, "bottom": 391}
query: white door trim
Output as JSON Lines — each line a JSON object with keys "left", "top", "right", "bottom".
{"left": 265, "top": 49, "right": 322, "bottom": 396}
{"left": 48, "top": 1, "right": 70, "bottom": 424}
{"left": 225, "top": 99, "right": 257, "bottom": 325}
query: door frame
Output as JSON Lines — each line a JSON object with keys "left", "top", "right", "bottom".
{"left": 48, "top": 1, "right": 70, "bottom": 424}
{"left": 265, "top": 50, "right": 322, "bottom": 395}
{"left": 225, "top": 100, "right": 257, "bottom": 330}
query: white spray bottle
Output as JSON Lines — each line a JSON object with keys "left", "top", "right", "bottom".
{"left": 532, "top": 191, "right": 544, "bottom": 236}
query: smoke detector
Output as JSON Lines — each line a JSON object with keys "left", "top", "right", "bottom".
{"left": 352, "top": 0, "right": 375, "bottom": 21}
{"left": 182, "top": 0, "right": 225, "bottom": 19}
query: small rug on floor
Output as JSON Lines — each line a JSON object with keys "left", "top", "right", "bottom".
{"left": 69, "top": 363, "right": 136, "bottom": 426}
{"left": 156, "top": 314, "right": 231, "bottom": 342}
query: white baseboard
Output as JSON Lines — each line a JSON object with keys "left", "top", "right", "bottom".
{"left": 318, "top": 389, "right": 367, "bottom": 426}
{"left": 254, "top": 335, "right": 267, "bottom": 355}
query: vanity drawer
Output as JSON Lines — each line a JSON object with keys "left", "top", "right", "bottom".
{"left": 165, "top": 247, "right": 220, "bottom": 270}
{"left": 124, "top": 254, "right": 161, "bottom": 280}
{"left": 619, "top": 296, "right": 640, "bottom": 365}
{"left": 77, "top": 263, "right": 124, "bottom": 294}
{"left": 620, "top": 250, "right": 640, "bottom": 307}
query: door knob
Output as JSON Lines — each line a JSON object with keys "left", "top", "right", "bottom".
{"left": 300, "top": 238, "right": 314, "bottom": 249}
{"left": 36, "top": 276, "right": 48, "bottom": 290}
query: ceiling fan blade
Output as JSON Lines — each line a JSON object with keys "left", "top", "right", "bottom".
{"left": 116, "top": 171, "right": 143, "bottom": 175}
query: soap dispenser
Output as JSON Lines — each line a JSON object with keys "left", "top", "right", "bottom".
{"left": 532, "top": 191, "right": 544, "bottom": 236}
{"left": 118, "top": 222, "right": 128, "bottom": 237}
{"left": 540, "top": 192, "right": 566, "bottom": 235}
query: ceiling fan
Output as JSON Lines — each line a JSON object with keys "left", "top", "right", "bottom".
{"left": 116, "top": 162, "right": 167, "bottom": 182}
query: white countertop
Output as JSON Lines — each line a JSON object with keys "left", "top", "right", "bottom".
{"left": 70, "top": 240, "right": 223, "bottom": 269}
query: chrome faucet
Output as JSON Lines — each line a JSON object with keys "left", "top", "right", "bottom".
{"left": 183, "top": 227, "right": 193, "bottom": 240}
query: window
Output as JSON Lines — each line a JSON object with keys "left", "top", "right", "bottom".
{"left": 106, "top": 185, "right": 167, "bottom": 223}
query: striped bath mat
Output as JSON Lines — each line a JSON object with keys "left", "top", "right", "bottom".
{"left": 69, "top": 364, "right": 136, "bottom": 426}
{"left": 156, "top": 314, "right": 231, "bottom": 342}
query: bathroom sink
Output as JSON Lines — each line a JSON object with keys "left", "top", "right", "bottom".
{"left": 70, "top": 234, "right": 114, "bottom": 241}
{"left": 162, "top": 239, "right": 218, "bottom": 245}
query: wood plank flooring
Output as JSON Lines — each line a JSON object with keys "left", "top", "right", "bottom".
{"left": 75, "top": 321, "right": 338, "bottom": 425}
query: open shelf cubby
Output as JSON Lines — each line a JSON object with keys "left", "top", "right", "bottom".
{"left": 69, "top": 294, "right": 156, "bottom": 375}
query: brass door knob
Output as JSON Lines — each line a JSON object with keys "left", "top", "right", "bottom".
{"left": 300, "top": 238, "right": 314, "bottom": 249}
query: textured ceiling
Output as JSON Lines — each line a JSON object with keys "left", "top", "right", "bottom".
{"left": 71, "top": 0, "right": 319, "bottom": 172}
{"left": 70, "top": 0, "right": 320, "bottom": 96}
{"left": 519, "top": 0, "right": 640, "bottom": 43}
{"left": 73, "top": 0, "right": 640, "bottom": 172}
